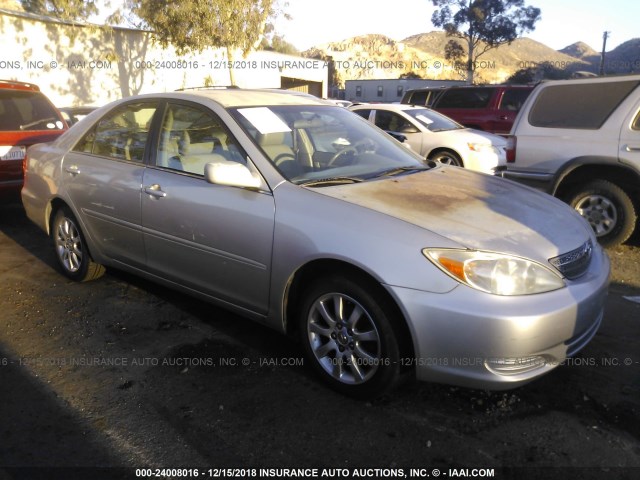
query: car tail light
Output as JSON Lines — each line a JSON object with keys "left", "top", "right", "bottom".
{"left": 22, "top": 151, "right": 28, "bottom": 177}
{"left": 505, "top": 135, "right": 516, "bottom": 163}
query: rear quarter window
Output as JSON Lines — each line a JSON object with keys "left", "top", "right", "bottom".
{"left": 434, "top": 88, "right": 493, "bottom": 109}
{"left": 632, "top": 110, "right": 640, "bottom": 130}
{"left": 529, "top": 81, "right": 640, "bottom": 129}
{"left": 0, "top": 90, "right": 64, "bottom": 131}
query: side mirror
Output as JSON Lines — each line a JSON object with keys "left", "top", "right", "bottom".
{"left": 205, "top": 161, "right": 263, "bottom": 190}
{"left": 387, "top": 132, "right": 408, "bottom": 143}
{"left": 399, "top": 125, "right": 420, "bottom": 134}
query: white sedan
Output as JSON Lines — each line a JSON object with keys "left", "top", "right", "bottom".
{"left": 350, "top": 103, "right": 506, "bottom": 175}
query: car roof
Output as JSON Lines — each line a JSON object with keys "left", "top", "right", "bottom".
{"left": 146, "top": 88, "right": 332, "bottom": 108}
{"left": 0, "top": 79, "right": 40, "bottom": 92}
{"left": 351, "top": 103, "right": 425, "bottom": 112}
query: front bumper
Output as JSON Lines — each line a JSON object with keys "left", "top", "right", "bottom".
{"left": 386, "top": 246, "right": 610, "bottom": 390}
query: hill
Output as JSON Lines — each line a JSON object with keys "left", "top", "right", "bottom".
{"left": 304, "top": 31, "right": 639, "bottom": 86}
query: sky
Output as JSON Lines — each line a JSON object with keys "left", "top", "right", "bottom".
{"left": 272, "top": 0, "right": 638, "bottom": 52}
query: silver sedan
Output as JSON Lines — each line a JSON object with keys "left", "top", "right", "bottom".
{"left": 22, "top": 89, "right": 610, "bottom": 398}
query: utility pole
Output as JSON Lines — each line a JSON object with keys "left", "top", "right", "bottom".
{"left": 599, "top": 31, "right": 610, "bottom": 76}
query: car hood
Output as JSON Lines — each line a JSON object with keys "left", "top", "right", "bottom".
{"left": 312, "top": 167, "right": 591, "bottom": 262}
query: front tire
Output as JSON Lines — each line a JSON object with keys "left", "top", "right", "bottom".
{"left": 51, "top": 207, "right": 105, "bottom": 281}
{"left": 429, "top": 150, "right": 463, "bottom": 167}
{"left": 566, "top": 180, "right": 636, "bottom": 247}
{"left": 299, "top": 275, "right": 403, "bottom": 398}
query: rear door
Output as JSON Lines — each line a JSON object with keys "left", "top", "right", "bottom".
{"left": 63, "top": 101, "right": 159, "bottom": 267}
{"left": 492, "top": 88, "right": 533, "bottom": 134}
{"left": 140, "top": 101, "right": 275, "bottom": 314}
{"left": 433, "top": 87, "right": 494, "bottom": 131}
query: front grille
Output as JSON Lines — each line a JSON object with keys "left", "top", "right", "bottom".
{"left": 549, "top": 240, "right": 593, "bottom": 279}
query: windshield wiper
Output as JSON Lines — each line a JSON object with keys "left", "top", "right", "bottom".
{"left": 19, "top": 117, "right": 61, "bottom": 130}
{"left": 373, "top": 166, "right": 430, "bottom": 178}
{"left": 299, "top": 176, "right": 363, "bottom": 187}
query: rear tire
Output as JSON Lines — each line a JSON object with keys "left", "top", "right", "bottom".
{"left": 566, "top": 179, "right": 636, "bottom": 247}
{"left": 298, "top": 275, "right": 404, "bottom": 399}
{"left": 51, "top": 207, "right": 105, "bottom": 281}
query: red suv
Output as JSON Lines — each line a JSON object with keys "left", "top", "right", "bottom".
{"left": 432, "top": 85, "right": 534, "bottom": 135}
{"left": 0, "top": 80, "right": 67, "bottom": 198}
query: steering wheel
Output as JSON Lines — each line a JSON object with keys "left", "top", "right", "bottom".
{"left": 328, "top": 146, "right": 358, "bottom": 166}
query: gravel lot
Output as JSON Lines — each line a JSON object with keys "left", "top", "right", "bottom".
{"left": 0, "top": 199, "right": 639, "bottom": 480}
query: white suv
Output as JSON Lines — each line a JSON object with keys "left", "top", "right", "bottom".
{"left": 504, "top": 75, "right": 640, "bottom": 247}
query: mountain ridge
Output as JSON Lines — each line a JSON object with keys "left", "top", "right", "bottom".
{"left": 304, "top": 31, "right": 639, "bottom": 85}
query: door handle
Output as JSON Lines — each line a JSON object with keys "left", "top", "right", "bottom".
{"left": 64, "top": 165, "right": 81, "bottom": 175}
{"left": 624, "top": 144, "right": 640, "bottom": 152}
{"left": 143, "top": 184, "right": 167, "bottom": 198}
{"left": 498, "top": 115, "right": 508, "bottom": 120}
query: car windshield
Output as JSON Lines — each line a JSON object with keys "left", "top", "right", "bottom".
{"left": 230, "top": 105, "right": 428, "bottom": 185}
{"left": 403, "top": 108, "right": 462, "bottom": 132}
{"left": 0, "top": 90, "right": 65, "bottom": 131}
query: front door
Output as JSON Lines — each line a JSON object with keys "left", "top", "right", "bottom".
{"left": 141, "top": 102, "right": 275, "bottom": 314}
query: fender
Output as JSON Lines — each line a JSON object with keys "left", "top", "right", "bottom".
{"left": 550, "top": 156, "right": 640, "bottom": 196}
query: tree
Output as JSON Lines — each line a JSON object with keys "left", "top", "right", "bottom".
{"left": 19, "top": 0, "right": 98, "bottom": 20}
{"left": 430, "top": 0, "right": 541, "bottom": 83}
{"left": 132, "top": 0, "right": 277, "bottom": 85}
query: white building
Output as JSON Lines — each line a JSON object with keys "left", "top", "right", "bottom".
{"left": 345, "top": 79, "right": 464, "bottom": 103}
{"left": 0, "top": 8, "right": 328, "bottom": 108}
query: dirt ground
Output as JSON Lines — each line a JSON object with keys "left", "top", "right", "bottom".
{"left": 0, "top": 199, "right": 639, "bottom": 480}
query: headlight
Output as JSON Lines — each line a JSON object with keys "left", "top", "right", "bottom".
{"left": 423, "top": 249, "right": 565, "bottom": 296}
{"left": 467, "top": 142, "right": 498, "bottom": 154}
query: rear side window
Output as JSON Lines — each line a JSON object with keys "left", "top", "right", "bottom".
{"left": 73, "top": 102, "right": 158, "bottom": 163}
{"left": 529, "top": 81, "right": 640, "bottom": 129}
{"left": 499, "top": 89, "right": 532, "bottom": 111}
{"left": 353, "top": 109, "right": 372, "bottom": 120}
{"left": 0, "top": 90, "right": 65, "bottom": 131}
{"left": 405, "top": 91, "right": 428, "bottom": 105}
{"left": 435, "top": 88, "right": 493, "bottom": 109}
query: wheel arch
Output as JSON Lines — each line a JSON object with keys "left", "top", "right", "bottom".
{"left": 427, "top": 147, "right": 465, "bottom": 167}
{"left": 283, "top": 259, "right": 415, "bottom": 362}
{"left": 552, "top": 157, "right": 640, "bottom": 202}
{"left": 47, "top": 197, "right": 71, "bottom": 236}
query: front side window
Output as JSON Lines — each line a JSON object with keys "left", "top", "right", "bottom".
{"left": 374, "top": 110, "right": 413, "bottom": 132}
{"left": 156, "top": 103, "right": 245, "bottom": 175}
{"left": 73, "top": 102, "right": 157, "bottom": 163}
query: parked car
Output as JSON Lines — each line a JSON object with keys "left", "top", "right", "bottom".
{"left": 350, "top": 103, "right": 506, "bottom": 175}
{"left": 22, "top": 89, "right": 609, "bottom": 398}
{"left": 504, "top": 74, "right": 640, "bottom": 247}
{"left": 431, "top": 84, "right": 534, "bottom": 134}
{"left": 0, "top": 79, "right": 66, "bottom": 197}
{"left": 59, "top": 106, "right": 97, "bottom": 126}
{"left": 400, "top": 87, "right": 447, "bottom": 107}
{"left": 325, "top": 99, "right": 353, "bottom": 108}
